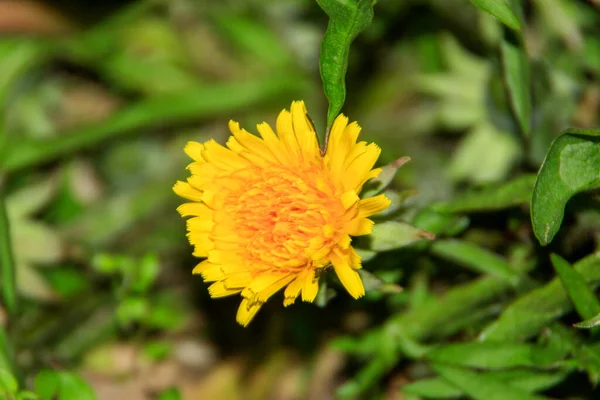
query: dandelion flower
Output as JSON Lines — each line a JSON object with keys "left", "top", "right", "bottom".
{"left": 174, "top": 101, "right": 390, "bottom": 326}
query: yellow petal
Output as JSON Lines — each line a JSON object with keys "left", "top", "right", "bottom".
{"left": 184, "top": 141, "right": 205, "bottom": 162}
{"left": 290, "top": 101, "right": 319, "bottom": 160}
{"left": 202, "top": 139, "right": 249, "bottom": 171}
{"left": 229, "top": 121, "right": 278, "bottom": 166}
{"left": 177, "top": 203, "right": 213, "bottom": 218}
{"left": 345, "top": 217, "right": 374, "bottom": 236}
{"left": 256, "top": 122, "right": 293, "bottom": 165}
{"left": 242, "top": 273, "right": 285, "bottom": 299}
{"left": 189, "top": 232, "right": 213, "bottom": 257}
{"left": 236, "top": 298, "right": 263, "bottom": 327}
{"left": 276, "top": 109, "right": 302, "bottom": 160}
{"left": 301, "top": 269, "right": 319, "bottom": 302}
{"left": 283, "top": 269, "right": 309, "bottom": 306}
{"left": 342, "top": 143, "right": 381, "bottom": 190}
{"left": 208, "top": 281, "right": 240, "bottom": 298}
{"left": 256, "top": 274, "right": 295, "bottom": 303}
{"left": 201, "top": 265, "right": 225, "bottom": 282}
{"left": 186, "top": 217, "right": 213, "bottom": 233}
{"left": 224, "top": 271, "right": 253, "bottom": 289}
{"left": 358, "top": 194, "right": 391, "bottom": 217}
{"left": 208, "top": 250, "right": 244, "bottom": 265}
{"left": 340, "top": 190, "right": 359, "bottom": 209}
{"left": 331, "top": 251, "right": 365, "bottom": 299}
{"left": 192, "top": 260, "right": 212, "bottom": 274}
{"left": 173, "top": 181, "right": 203, "bottom": 202}
{"left": 348, "top": 246, "right": 362, "bottom": 269}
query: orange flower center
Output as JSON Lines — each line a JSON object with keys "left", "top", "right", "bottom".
{"left": 220, "top": 162, "right": 348, "bottom": 272}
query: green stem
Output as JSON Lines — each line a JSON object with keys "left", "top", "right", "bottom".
{"left": 0, "top": 180, "right": 17, "bottom": 316}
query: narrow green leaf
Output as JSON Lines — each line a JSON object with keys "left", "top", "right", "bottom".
{"left": 317, "top": 0, "right": 375, "bottom": 128}
{"left": 369, "top": 221, "right": 435, "bottom": 252}
{"left": 531, "top": 129, "right": 600, "bottom": 245}
{"left": 485, "top": 369, "right": 571, "bottom": 393}
{"left": 0, "top": 77, "right": 304, "bottom": 172}
{"left": 0, "top": 187, "right": 17, "bottom": 315}
{"left": 501, "top": 38, "right": 532, "bottom": 136}
{"left": 358, "top": 270, "right": 402, "bottom": 294}
{"left": 432, "top": 364, "right": 547, "bottom": 400}
{"left": 434, "top": 174, "right": 536, "bottom": 213}
{"left": 395, "top": 275, "right": 515, "bottom": 341}
{"left": 430, "top": 240, "right": 523, "bottom": 285}
{"left": 574, "top": 312, "right": 600, "bottom": 329}
{"left": 551, "top": 253, "right": 600, "bottom": 321}
{"left": 412, "top": 209, "right": 470, "bottom": 237}
{"left": 402, "top": 377, "right": 462, "bottom": 399}
{"left": 212, "top": 14, "right": 292, "bottom": 68}
{"left": 426, "top": 342, "right": 565, "bottom": 370}
{"left": 403, "top": 370, "right": 569, "bottom": 399}
{"left": 342, "top": 275, "right": 517, "bottom": 396}
{"left": 481, "top": 253, "right": 600, "bottom": 341}
{"left": 468, "top": 0, "right": 521, "bottom": 30}
{"left": 547, "top": 324, "right": 600, "bottom": 385}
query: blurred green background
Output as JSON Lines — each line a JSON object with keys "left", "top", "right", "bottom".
{"left": 1, "top": 0, "right": 600, "bottom": 399}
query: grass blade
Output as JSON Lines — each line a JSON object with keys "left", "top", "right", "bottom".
{"left": 0, "top": 185, "right": 17, "bottom": 315}
{"left": 0, "top": 77, "right": 304, "bottom": 172}
{"left": 551, "top": 253, "right": 600, "bottom": 322}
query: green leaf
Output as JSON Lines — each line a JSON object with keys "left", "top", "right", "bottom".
{"left": 550, "top": 253, "right": 600, "bottom": 321}
{"left": 17, "top": 391, "right": 39, "bottom": 400}
{"left": 430, "top": 240, "right": 523, "bottom": 285}
{"left": 157, "top": 388, "right": 182, "bottom": 400}
{"left": 131, "top": 253, "right": 160, "bottom": 293}
{"left": 0, "top": 369, "right": 18, "bottom": 394}
{"left": 412, "top": 209, "right": 470, "bottom": 237}
{"left": 358, "top": 270, "right": 402, "bottom": 294}
{"left": 481, "top": 253, "right": 600, "bottom": 341}
{"left": 501, "top": 38, "right": 531, "bottom": 136}
{"left": 432, "top": 364, "right": 546, "bottom": 400}
{"left": 531, "top": 129, "right": 600, "bottom": 245}
{"left": 403, "top": 370, "right": 569, "bottom": 398}
{"left": 434, "top": 174, "right": 536, "bottom": 213}
{"left": 116, "top": 296, "right": 148, "bottom": 326}
{"left": 317, "top": 0, "right": 375, "bottom": 128}
{"left": 56, "top": 372, "right": 97, "bottom": 400}
{"left": 468, "top": 0, "right": 521, "bottom": 30}
{"left": 362, "top": 156, "right": 410, "bottom": 198}
{"left": 547, "top": 324, "right": 600, "bottom": 385}
{"left": 341, "top": 275, "right": 517, "bottom": 396}
{"left": 369, "top": 221, "right": 435, "bottom": 251}
{"left": 396, "top": 275, "right": 515, "bottom": 341}
{"left": 449, "top": 123, "right": 521, "bottom": 184}
{"left": 402, "top": 377, "right": 462, "bottom": 399}
{"left": 426, "top": 342, "right": 565, "bottom": 370}
{"left": 5, "top": 177, "right": 58, "bottom": 219}
{"left": 34, "top": 370, "right": 60, "bottom": 400}
{"left": 212, "top": 13, "right": 292, "bottom": 68}
{"left": 574, "top": 312, "right": 600, "bottom": 329}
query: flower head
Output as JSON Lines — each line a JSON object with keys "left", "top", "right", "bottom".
{"left": 174, "top": 101, "right": 390, "bottom": 326}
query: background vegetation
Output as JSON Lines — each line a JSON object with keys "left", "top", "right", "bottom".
{"left": 1, "top": 0, "right": 600, "bottom": 399}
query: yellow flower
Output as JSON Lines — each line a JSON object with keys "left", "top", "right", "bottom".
{"left": 174, "top": 101, "right": 390, "bottom": 326}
